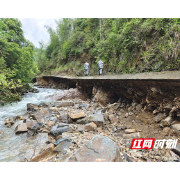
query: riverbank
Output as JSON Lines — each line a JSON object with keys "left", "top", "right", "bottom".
{"left": 0, "top": 83, "right": 39, "bottom": 106}
{"left": 1, "top": 83, "right": 180, "bottom": 162}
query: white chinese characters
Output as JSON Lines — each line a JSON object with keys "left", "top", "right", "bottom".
{"left": 154, "top": 139, "right": 178, "bottom": 149}
{"left": 143, "top": 140, "right": 154, "bottom": 148}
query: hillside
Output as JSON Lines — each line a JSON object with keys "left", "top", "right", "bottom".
{"left": 35, "top": 18, "right": 180, "bottom": 76}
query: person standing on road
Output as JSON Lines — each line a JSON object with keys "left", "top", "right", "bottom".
{"left": 97, "top": 59, "right": 104, "bottom": 75}
{"left": 84, "top": 61, "right": 90, "bottom": 76}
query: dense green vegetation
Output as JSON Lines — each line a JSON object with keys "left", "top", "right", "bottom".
{"left": 0, "top": 18, "right": 38, "bottom": 105}
{"left": 36, "top": 18, "right": 180, "bottom": 76}
{"left": 2, "top": 18, "right": 180, "bottom": 104}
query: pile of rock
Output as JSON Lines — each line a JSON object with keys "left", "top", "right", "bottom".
{"left": 4, "top": 96, "right": 180, "bottom": 162}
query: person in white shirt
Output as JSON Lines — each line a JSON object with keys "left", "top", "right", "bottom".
{"left": 97, "top": 59, "right": 104, "bottom": 75}
{"left": 84, "top": 61, "right": 90, "bottom": 76}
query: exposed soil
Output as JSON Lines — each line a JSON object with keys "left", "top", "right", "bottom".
{"left": 119, "top": 110, "right": 179, "bottom": 140}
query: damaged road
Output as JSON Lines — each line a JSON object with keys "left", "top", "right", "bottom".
{"left": 3, "top": 71, "right": 180, "bottom": 162}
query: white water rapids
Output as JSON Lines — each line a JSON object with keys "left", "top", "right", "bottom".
{"left": 0, "top": 87, "right": 62, "bottom": 161}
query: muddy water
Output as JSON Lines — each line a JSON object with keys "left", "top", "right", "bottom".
{"left": 0, "top": 87, "right": 61, "bottom": 162}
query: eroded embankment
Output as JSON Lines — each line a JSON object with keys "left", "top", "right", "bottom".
{"left": 35, "top": 74, "right": 180, "bottom": 138}
{"left": 36, "top": 76, "right": 180, "bottom": 117}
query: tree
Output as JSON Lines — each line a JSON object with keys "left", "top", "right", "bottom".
{"left": 0, "top": 18, "right": 38, "bottom": 104}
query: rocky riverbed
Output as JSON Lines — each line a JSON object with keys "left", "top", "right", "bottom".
{"left": 2, "top": 86, "right": 180, "bottom": 162}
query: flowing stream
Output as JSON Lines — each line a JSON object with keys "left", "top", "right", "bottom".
{"left": 0, "top": 87, "right": 61, "bottom": 162}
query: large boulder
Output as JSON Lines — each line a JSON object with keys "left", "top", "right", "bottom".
{"left": 31, "top": 143, "right": 55, "bottom": 162}
{"left": 50, "top": 123, "right": 71, "bottom": 137}
{"left": 67, "top": 135, "right": 120, "bottom": 162}
{"left": 12, "top": 133, "right": 49, "bottom": 162}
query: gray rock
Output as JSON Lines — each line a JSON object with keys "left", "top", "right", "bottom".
{"left": 153, "top": 109, "right": 159, "bottom": 115}
{"left": 107, "top": 103, "right": 120, "bottom": 110}
{"left": 13, "top": 133, "right": 49, "bottom": 161}
{"left": 87, "top": 114, "right": 104, "bottom": 127}
{"left": 96, "top": 110, "right": 102, "bottom": 114}
{"left": 27, "top": 103, "right": 38, "bottom": 112}
{"left": 55, "top": 137, "right": 69, "bottom": 146}
{"left": 38, "top": 102, "right": 49, "bottom": 107}
{"left": 123, "top": 153, "right": 134, "bottom": 162}
{"left": 50, "top": 123, "right": 70, "bottom": 137}
{"left": 74, "top": 104, "right": 79, "bottom": 109}
{"left": 29, "top": 88, "right": 39, "bottom": 93}
{"left": 167, "top": 152, "right": 179, "bottom": 162}
{"left": 114, "top": 133, "right": 123, "bottom": 138}
{"left": 84, "top": 122, "right": 97, "bottom": 131}
{"left": 129, "top": 112, "right": 133, "bottom": 116}
{"left": 161, "top": 116, "right": 173, "bottom": 127}
{"left": 154, "top": 113, "right": 166, "bottom": 123}
{"left": 15, "top": 123, "right": 28, "bottom": 134}
{"left": 26, "top": 120, "right": 39, "bottom": 130}
{"left": 53, "top": 101, "right": 74, "bottom": 107}
{"left": 76, "top": 117, "right": 89, "bottom": 124}
{"left": 123, "top": 132, "right": 140, "bottom": 139}
{"left": 117, "top": 125, "right": 127, "bottom": 131}
{"left": 77, "top": 124, "right": 85, "bottom": 132}
{"left": 33, "top": 108, "right": 50, "bottom": 124}
{"left": 58, "top": 112, "right": 69, "bottom": 123}
{"left": 68, "top": 135, "right": 120, "bottom": 162}
{"left": 125, "top": 129, "right": 136, "bottom": 134}
{"left": 171, "top": 144, "right": 180, "bottom": 156}
{"left": 27, "top": 129, "right": 36, "bottom": 136}
{"left": 171, "top": 124, "right": 180, "bottom": 131}
{"left": 54, "top": 138, "right": 71, "bottom": 152}
{"left": 79, "top": 103, "right": 89, "bottom": 109}
{"left": 136, "top": 104, "right": 142, "bottom": 111}
{"left": 125, "top": 113, "right": 129, "bottom": 118}
{"left": 49, "top": 116, "right": 58, "bottom": 123}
